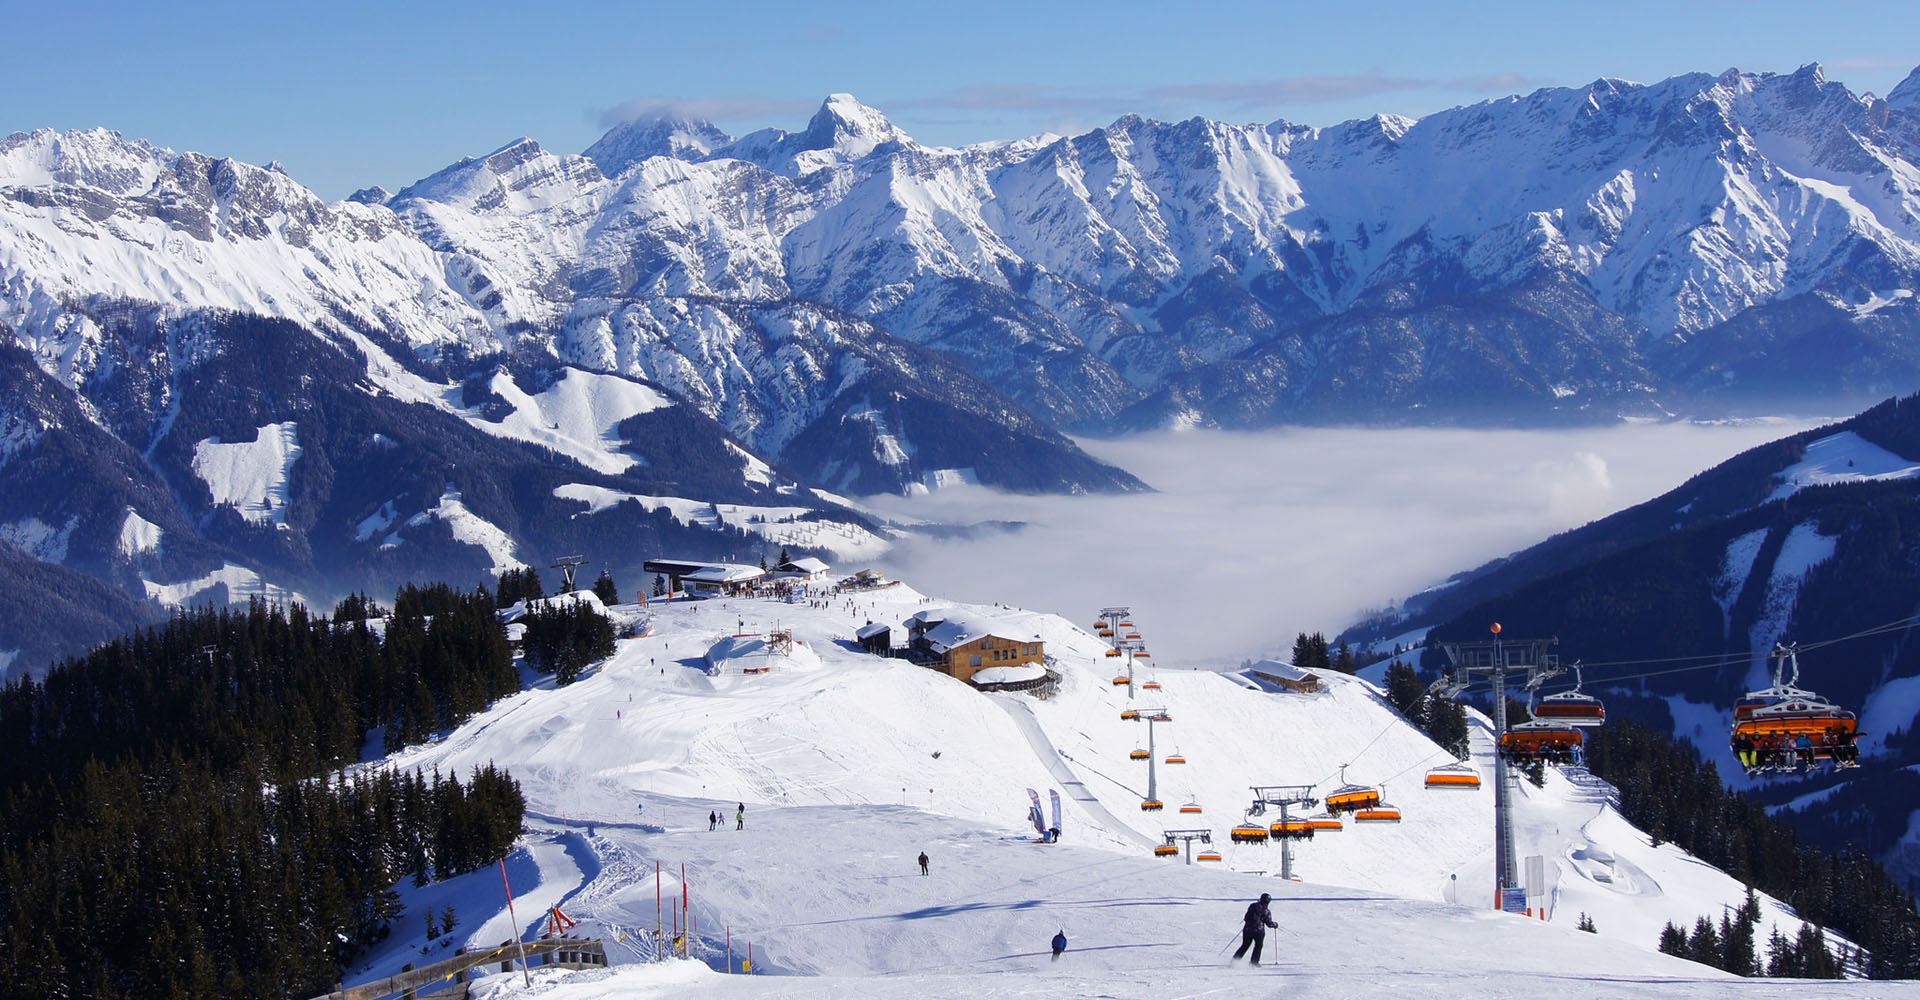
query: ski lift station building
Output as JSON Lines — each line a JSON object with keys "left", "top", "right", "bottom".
{"left": 905, "top": 608, "right": 1046, "bottom": 685}
{"left": 643, "top": 559, "right": 765, "bottom": 596}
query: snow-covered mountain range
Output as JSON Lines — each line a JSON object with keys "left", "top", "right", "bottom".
{"left": 6, "top": 62, "right": 1920, "bottom": 671}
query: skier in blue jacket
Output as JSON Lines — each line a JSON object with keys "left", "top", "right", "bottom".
{"left": 1051, "top": 929, "right": 1068, "bottom": 961}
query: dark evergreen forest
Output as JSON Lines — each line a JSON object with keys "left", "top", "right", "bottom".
{"left": 1586, "top": 722, "right": 1920, "bottom": 978}
{"left": 0, "top": 587, "right": 541, "bottom": 999}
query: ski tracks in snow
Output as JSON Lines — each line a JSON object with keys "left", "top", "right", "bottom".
{"left": 991, "top": 695, "right": 1156, "bottom": 849}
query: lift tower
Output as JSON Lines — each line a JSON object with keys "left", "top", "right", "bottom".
{"left": 1248, "top": 785, "right": 1319, "bottom": 881}
{"left": 1160, "top": 829, "right": 1212, "bottom": 864}
{"left": 551, "top": 555, "right": 587, "bottom": 593}
{"left": 1122, "top": 708, "right": 1172, "bottom": 808}
{"left": 1432, "top": 626, "right": 1560, "bottom": 911}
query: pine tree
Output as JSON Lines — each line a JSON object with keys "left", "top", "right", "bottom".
{"left": 1578, "top": 912, "right": 1597, "bottom": 933}
{"left": 778, "top": 546, "right": 791, "bottom": 565}
{"left": 1687, "top": 916, "right": 1722, "bottom": 969}
{"left": 1659, "top": 922, "right": 1689, "bottom": 957}
{"left": 653, "top": 574, "right": 668, "bottom": 597}
{"left": 593, "top": 570, "right": 619, "bottom": 606}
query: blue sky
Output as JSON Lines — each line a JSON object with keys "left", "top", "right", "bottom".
{"left": 4, "top": 0, "right": 1916, "bottom": 200}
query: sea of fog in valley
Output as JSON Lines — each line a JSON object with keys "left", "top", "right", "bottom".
{"left": 866, "top": 419, "right": 1827, "bottom": 669}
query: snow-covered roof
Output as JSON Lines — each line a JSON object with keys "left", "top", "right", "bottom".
{"left": 777, "top": 557, "right": 830, "bottom": 574}
{"left": 920, "top": 612, "right": 1043, "bottom": 653}
{"left": 1249, "top": 658, "right": 1317, "bottom": 682}
{"left": 682, "top": 563, "right": 765, "bottom": 584}
{"left": 855, "top": 622, "right": 891, "bottom": 640}
{"left": 969, "top": 664, "right": 1046, "bottom": 685}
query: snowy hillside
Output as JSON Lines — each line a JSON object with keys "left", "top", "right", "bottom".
{"left": 350, "top": 580, "right": 1862, "bottom": 997}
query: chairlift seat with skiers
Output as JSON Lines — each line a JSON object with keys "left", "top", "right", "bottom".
{"left": 1730, "top": 644, "right": 1861, "bottom": 775}
{"left": 1140, "top": 799, "right": 1164, "bottom": 812}
{"left": 1230, "top": 824, "right": 1270, "bottom": 844}
{"left": 1129, "top": 748, "right": 1151, "bottom": 761}
{"left": 1325, "top": 766, "right": 1383, "bottom": 814}
{"left": 1270, "top": 819, "right": 1314, "bottom": 839}
{"left": 1153, "top": 844, "right": 1179, "bottom": 858}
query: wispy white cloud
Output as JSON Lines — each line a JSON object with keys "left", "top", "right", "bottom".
{"left": 1148, "top": 74, "right": 1432, "bottom": 109}
{"left": 596, "top": 96, "right": 817, "bottom": 129}
{"left": 865, "top": 421, "right": 1819, "bottom": 670}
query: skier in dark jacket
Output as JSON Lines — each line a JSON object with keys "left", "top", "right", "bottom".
{"left": 1231, "top": 892, "right": 1277, "bottom": 965}
{"left": 918, "top": 851, "right": 929, "bottom": 875}
{"left": 1051, "top": 929, "right": 1068, "bottom": 961}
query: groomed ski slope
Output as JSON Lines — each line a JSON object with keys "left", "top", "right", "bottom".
{"left": 361, "top": 582, "right": 1886, "bottom": 998}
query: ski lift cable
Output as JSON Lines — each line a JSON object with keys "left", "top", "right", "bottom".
{"left": 1318, "top": 719, "right": 1402, "bottom": 786}
{"left": 1436, "top": 606, "right": 1920, "bottom": 697}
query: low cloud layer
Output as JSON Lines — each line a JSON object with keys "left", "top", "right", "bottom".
{"left": 865, "top": 421, "right": 1820, "bottom": 670}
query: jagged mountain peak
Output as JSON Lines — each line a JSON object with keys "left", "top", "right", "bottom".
{"left": 795, "top": 92, "right": 910, "bottom": 156}
{"left": 0, "top": 126, "right": 171, "bottom": 194}
{"left": 392, "top": 136, "right": 605, "bottom": 212}
{"left": 584, "top": 110, "right": 733, "bottom": 177}
{"left": 1888, "top": 65, "right": 1920, "bottom": 111}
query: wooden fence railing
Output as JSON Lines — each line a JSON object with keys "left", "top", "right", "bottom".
{"left": 308, "top": 936, "right": 606, "bottom": 1000}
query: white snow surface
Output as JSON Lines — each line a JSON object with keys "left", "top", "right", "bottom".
{"left": 1769, "top": 431, "right": 1920, "bottom": 501}
{"left": 468, "top": 368, "right": 669, "bottom": 476}
{"left": 190, "top": 421, "right": 302, "bottom": 527}
{"left": 405, "top": 487, "right": 521, "bottom": 575}
{"left": 140, "top": 561, "right": 305, "bottom": 609}
{"left": 552, "top": 484, "right": 890, "bottom": 561}
{"left": 1744, "top": 522, "right": 1839, "bottom": 689}
{"left": 356, "top": 581, "right": 1866, "bottom": 998}
{"left": 0, "top": 515, "right": 76, "bottom": 563}
{"left": 115, "top": 507, "right": 163, "bottom": 557}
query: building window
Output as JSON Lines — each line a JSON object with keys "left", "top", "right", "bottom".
{"left": 970, "top": 654, "right": 982, "bottom": 667}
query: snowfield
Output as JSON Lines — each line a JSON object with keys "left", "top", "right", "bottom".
{"left": 356, "top": 581, "right": 1886, "bottom": 998}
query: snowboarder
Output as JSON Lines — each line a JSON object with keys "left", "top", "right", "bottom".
{"left": 918, "top": 851, "right": 929, "bottom": 875}
{"left": 736, "top": 803, "right": 745, "bottom": 830}
{"left": 1231, "top": 892, "right": 1276, "bottom": 965}
{"left": 709, "top": 810, "right": 718, "bottom": 831}
{"left": 1051, "top": 929, "right": 1068, "bottom": 961}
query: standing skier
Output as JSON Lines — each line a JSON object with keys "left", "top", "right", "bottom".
{"left": 1231, "top": 892, "right": 1277, "bottom": 965}
{"left": 709, "top": 810, "right": 718, "bottom": 831}
{"left": 736, "top": 803, "right": 745, "bottom": 830}
{"left": 1051, "top": 929, "right": 1068, "bottom": 961}
{"left": 918, "top": 851, "right": 929, "bottom": 875}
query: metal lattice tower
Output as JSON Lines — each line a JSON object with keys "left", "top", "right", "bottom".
{"left": 1433, "top": 627, "right": 1560, "bottom": 910}
{"left": 1161, "top": 829, "right": 1212, "bottom": 864}
{"left": 1248, "top": 785, "right": 1318, "bottom": 881}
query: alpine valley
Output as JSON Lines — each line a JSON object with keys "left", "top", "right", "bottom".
{"left": 6, "top": 62, "right": 1920, "bottom": 673}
